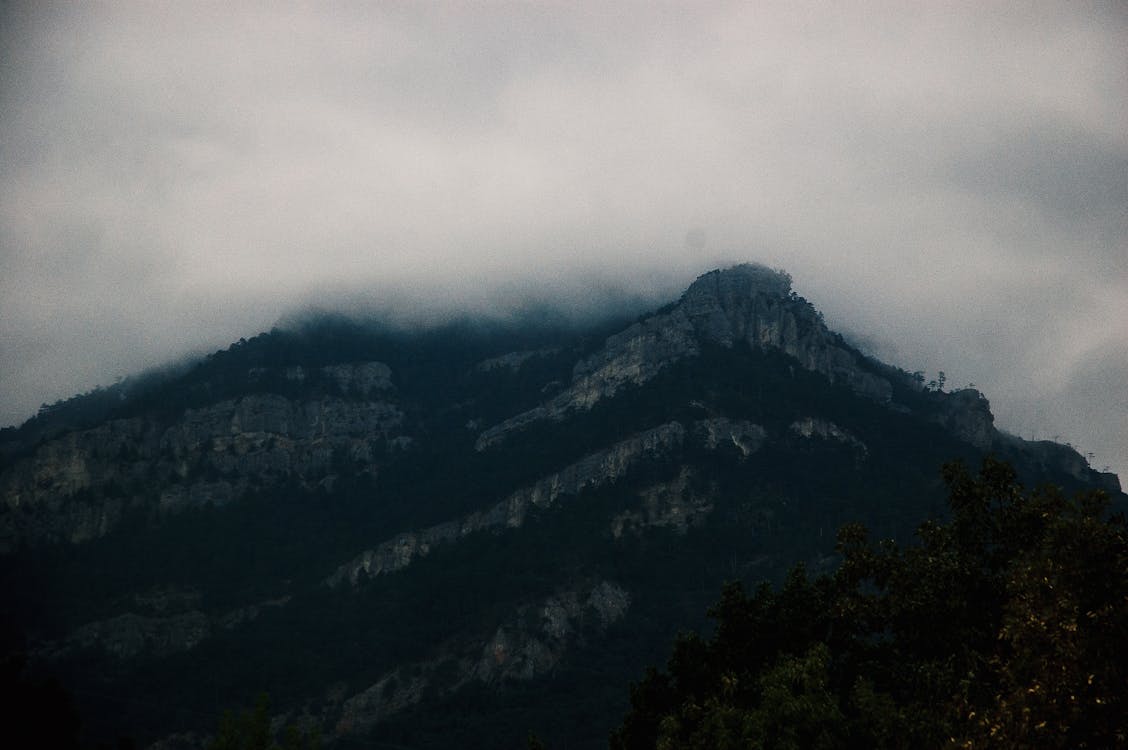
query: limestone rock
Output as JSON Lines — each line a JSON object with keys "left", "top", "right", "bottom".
{"left": 329, "top": 423, "right": 686, "bottom": 586}
{"left": 44, "top": 595, "right": 292, "bottom": 662}
{"left": 1, "top": 390, "right": 403, "bottom": 550}
{"left": 474, "top": 581, "right": 631, "bottom": 685}
{"left": 695, "top": 418, "right": 768, "bottom": 456}
{"left": 334, "top": 580, "right": 630, "bottom": 738}
{"left": 474, "top": 348, "right": 558, "bottom": 372}
{"left": 789, "top": 417, "right": 869, "bottom": 458}
{"left": 320, "top": 362, "right": 394, "bottom": 396}
{"left": 610, "top": 469, "right": 713, "bottom": 538}
{"left": 63, "top": 612, "right": 211, "bottom": 660}
{"left": 930, "top": 388, "right": 994, "bottom": 450}
{"left": 476, "top": 264, "right": 892, "bottom": 450}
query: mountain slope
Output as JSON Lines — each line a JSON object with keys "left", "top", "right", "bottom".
{"left": 0, "top": 263, "right": 1120, "bottom": 749}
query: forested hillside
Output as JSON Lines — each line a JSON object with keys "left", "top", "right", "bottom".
{"left": 1, "top": 265, "right": 1120, "bottom": 749}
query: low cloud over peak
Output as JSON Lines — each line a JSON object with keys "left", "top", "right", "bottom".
{"left": 2, "top": 2, "right": 1125, "bottom": 477}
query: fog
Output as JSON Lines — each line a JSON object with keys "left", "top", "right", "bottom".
{"left": 1, "top": 2, "right": 1125, "bottom": 478}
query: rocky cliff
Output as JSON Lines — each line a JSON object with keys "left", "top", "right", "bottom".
{"left": 334, "top": 580, "right": 630, "bottom": 737}
{"left": 328, "top": 422, "right": 688, "bottom": 586}
{"left": 0, "top": 363, "right": 403, "bottom": 550}
{"left": 477, "top": 265, "right": 894, "bottom": 449}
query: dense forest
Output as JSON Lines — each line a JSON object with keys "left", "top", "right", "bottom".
{"left": 7, "top": 457, "right": 1123, "bottom": 750}
{"left": 611, "top": 458, "right": 1127, "bottom": 749}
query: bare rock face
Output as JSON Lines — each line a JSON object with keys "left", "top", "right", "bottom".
{"left": 334, "top": 581, "right": 631, "bottom": 738}
{"left": 930, "top": 388, "right": 994, "bottom": 450}
{"left": 43, "top": 595, "right": 291, "bottom": 662}
{"left": 0, "top": 373, "right": 403, "bottom": 549}
{"left": 320, "top": 362, "right": 394, "bottom": 396}
{"left": 329, "top": 423, "right": 687, "bottom": 586}
{"left": 334, "top": 417, "right": 784, "bottom": 586}
{"left": 336, "top": 669, "right": 432, "bottom": 737}
{"left": 474, "top": 314, "right": 699, "bottom": 450}
{"left": 474, "top": 581, "right": 631, "bottom": 684}
{"left": 477, "top": 264, "right": 892, "bottom": 449}
{"left": 695, "top": 418, "right": 768, "bottom": 456}
{"left": 62, "top": 612, "right": 212, "bottom": 660}
{"left": 611, "top": 469, "right": 713, "bottom": 538}
{"left": 999, "top": 433, "right": 1123, "bottom": 494}
{"left": 680, "top": 267, "right": 893, "bottom": 402}
{"left": 568, "top": 312, "right": 702, "bottom": 409}
{"left": 474, "top": 348, "right": 559, "bottom": 373}
{"left": 789, "top": 417, "right": 869, "bottom": 459}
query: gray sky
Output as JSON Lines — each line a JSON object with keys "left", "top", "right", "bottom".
{"left": 2, "top": 2, "right": 1126, "bottom": 479}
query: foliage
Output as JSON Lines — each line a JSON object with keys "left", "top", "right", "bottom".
{"left": 207, "top": 694, "right": 320, "bottom": 750}
{"left": 2, "top": 305, "right": 1108, "bottom": 748}
{"left": 612, "top": 457, "right": 1128, "bottom": 749}
{"left": 0, "top": 627, "right": 82, "bottom": 750}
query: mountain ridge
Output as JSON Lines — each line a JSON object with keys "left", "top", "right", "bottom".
{"left": 2, "top": 263, "right": 1116, "bottom": 553}
{"left": 1, "top": 262, "right": 1121, "bottom": 749}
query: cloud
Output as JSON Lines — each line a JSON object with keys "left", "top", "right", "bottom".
{"left": 1, "top": 1, "right": 1125, "bottom": 477}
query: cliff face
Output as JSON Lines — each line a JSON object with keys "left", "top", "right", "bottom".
{"left": 0, "top": 365, "right": 402, "bottom": 550}
{"left": 328, "top": 422, "right": 688, "bottom": 586}
{"left": 42, "top": 594, "right": 291, "bottom": 661}
{"left": 476, "top": 265, "right": 891, "bottom": 449}
{"left": 678, "top": 266, "right": 892, "bottom": 402}
{"left": 334, "top": 580, "right": 631, "bottom": 737}
{"left": 329, "top": 418, "right": 784, "bottom": 588}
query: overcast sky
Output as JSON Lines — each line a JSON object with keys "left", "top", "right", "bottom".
{"left": 1, "top": 1, "right": 1125, "bottom": 479}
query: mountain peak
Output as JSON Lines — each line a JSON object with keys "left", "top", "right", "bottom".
{"left": 2, "top": 262, "right": 1120, "bottom": 749}
{"left": 474, "top": 262, "right": 885, "bottom": 449}
{"left": 683, "top": 263, "right": 793, "bottom": 301}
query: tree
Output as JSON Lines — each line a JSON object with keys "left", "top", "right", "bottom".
{"left": 612, "top": 458, "right": 1128, "bottom": 749}
{"left": 207, "top": 694, "right": 320, "bottom": 750}
{"left": 0, "top": 631, "right": 82, "bottom": 750}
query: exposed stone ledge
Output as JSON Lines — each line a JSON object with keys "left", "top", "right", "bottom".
{"left": 329, "top": 423, "right": 686, "bottom": 586}
{"left": 476, "top": 264, "right": 892, "bottom": 451}
{"left": 334, "top": 581, "right": 630, "bottom": 737}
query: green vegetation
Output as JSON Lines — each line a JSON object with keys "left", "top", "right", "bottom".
{"left": 0, "top": 629, "right": 82, "bottom": 750}
{"left": 207, "top": 694, "right": 320, "bottom": 750}
{"left": 2, "top": 303, "right": 1119, "bottom": 748}
{"left": 612, "top": 458, "right": 1128, "bottom": 749}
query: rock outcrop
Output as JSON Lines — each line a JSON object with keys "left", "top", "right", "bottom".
{"left": 476, "top": 265, "right": 892, "bottom": 449}
{"left": 610, "top": 469, "right": 713, "bottom": 538}
{"left": 929, "top": 388, "right": 994, "bottom": 450}
{"left": 43, "top": 596, "right": 291, "bottom": 661}
{"left": 474, "top": 348, "right": 559, "bottom": 372}
{"left": 789, "top": 417, "right": 868, "bottom": 458}
{"left": 696, "top": 418, "right": 768, "bottom": 456}
{"left": 62, "top": 612, "right": 211, "bottom": 660}
{"left": 328, "top": 423, "right": 686, "bottom": 586}
{"left": 334, "top": 581, "right": 630, "bottom": 737}
{"left": 0, "top": 367, "right": 403, "bottom": 549}
{"left": 474, "top": 580, "right": 631, "bottom": 684}
{"left": 333, "top": 418, "right": 781, "bottom": 586}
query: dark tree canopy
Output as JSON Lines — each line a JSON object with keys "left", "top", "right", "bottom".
{"left": 207, "top": 694, "right": 320, "bottom": 750}
{"left": 611, "top": 458, "right": 1128, "bottom": 750}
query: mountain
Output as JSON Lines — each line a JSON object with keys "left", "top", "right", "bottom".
{"left": 1, "top": 263, "right": 1120, "bottom": 749}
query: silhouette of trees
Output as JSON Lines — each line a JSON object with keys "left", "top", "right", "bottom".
{"left": 0, "top": 629, "right": 82, "bottom": 750}
{"left": 612, "top": 458, "right": 1128, "bottom": 749}
{"left": 207, "top": 694, "right": 320, "bottom": 750}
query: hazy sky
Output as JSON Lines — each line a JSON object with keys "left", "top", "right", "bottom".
{"left": 2, "top": 2, "right": 1125, "bottom": 479}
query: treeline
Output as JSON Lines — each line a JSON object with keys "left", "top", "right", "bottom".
{"left": 611, "top": 457, "right": 1128, "bottom": 749}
